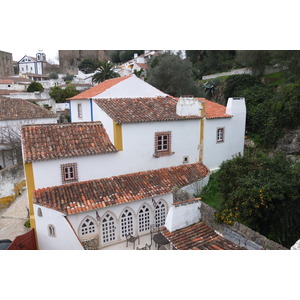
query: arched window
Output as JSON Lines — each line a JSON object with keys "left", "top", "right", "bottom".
{"left": 48, "top": 224, "right": 56, "bottom": 237}
{"left": 155, "top": 200, "right": 167, "bottom": 227}
{"left": 102, "top": 213, "right": 116, "bottom": 243}
{"left": 138, "top": 204, "right": 150, "bottom": 233}
{"left": 80, "top": 217, "right": 96, "bottom": 236}
{"left": 120, "top": 208, "right": 133, "bottom": 237}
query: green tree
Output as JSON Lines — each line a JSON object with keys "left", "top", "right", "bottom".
{"left": 49, "top": 86, "right": 65, "bottom": 102}
{"left": 146, "top": 53, "right": 200, "bottom": 97}
{"left": 215, "top": 150, "right": 300, "bottom": 248}
{"left": 64, "top": 85, "right": 79, "bottom": 100}
{"left": 27, "top": 81, "right": 44, "bottom": 92}
{"left": 78, "top": 58, "right": 99, "bottom": 74}
{"left": 236, "top": 50, "right": 271, "bottom": 77}
{"left": 92, "top": 61, "right": 120, "bottom": 84}
{"left": 49, "top": 72, "right": 58, "bottom": 79}
{"left": 63, "top": 73, "right": 74, "bottom": 82}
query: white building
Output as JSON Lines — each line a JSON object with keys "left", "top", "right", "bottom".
{"left": 18, "top": 52, "right": 48, "bottom": 75}
{"left": 0, "top": 97, "right": 57, "bottom": 168}
{"left": 21, "top": 75, "right": 246, "bottom": 250}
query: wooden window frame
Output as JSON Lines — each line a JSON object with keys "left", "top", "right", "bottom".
{"left": 61, "top": 163, "right": 78, "bottom": 184}
{"left": 216, "top": 127, "right": 225, "bottom": 143}
{"left": 154, "top": 131, "right": 172, "bottom": 157}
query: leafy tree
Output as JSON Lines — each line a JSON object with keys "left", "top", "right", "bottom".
{"left": 92, "top": 61, "right": 120, "bottom": 84}
{"left": 27, "top": 81, "right": 44, "bottom": 92}
{"left": 63, "top": 73, "right": 74, "bottom": 82}
{"left": 49, "top": 72, "right": 58, "bottom": 79}
{"left": 78, "top": 58, "right": 99, "bottom": 74}
{"left": 64, "top": 85, "right": 79, "bottom": 100}
{"left": 215, "top": 149, "right": 300, "bottom": 248}
{"left": 236, "top": 50, "right": 271, "bottom": 77}
{"left": 49, "top": 86, "right": 65, "bottom": 102}
{"left": 146, "top": 53, "right": 200, "bottom": 97}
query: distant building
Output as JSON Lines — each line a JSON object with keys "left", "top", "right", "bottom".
{"left": 18, "top": 51, "right": 51, "bottom": 75}
{"left": 0, "top": 51, "right": 14, "bottom": 77}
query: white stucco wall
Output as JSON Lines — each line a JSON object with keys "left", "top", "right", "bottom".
{"left": 165, "top": 200, "right": 201, "bottom": 232}
{"left": 68, "top": 193, "right": 172, "bottom": 249}
{"left": 69, "top": 99, "right": 91, "bottom": 122}
{"left": 34, "top": 204, "right": 84, "bottom": 250}
{"left": 32, "top": 118, "right": 201, "bottom": 189}
{"left": 203, "top": 98, "right": 246, "bottom": 170}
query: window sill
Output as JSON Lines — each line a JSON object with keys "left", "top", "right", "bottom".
{"left": 153, "top": 151, "right": 175, "bottom": 158}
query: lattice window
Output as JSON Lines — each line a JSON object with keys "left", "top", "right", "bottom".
{"left": 155, "top": 200, "right": 166, "bottom": 227}
{"left": 61, "top": 163, "right": 78, "bottom": 184}
{"left": 138, "top": 204, "right": 150, "bottom": 232}
{"left": 217, "top": 128, "right": 225, "bottom": 143}
{"left": 154, "top": 131, "right": 172, "bottom": 157}
{"left": 77, "top": 103, "right": 83, "bottom": 119}
{"left": 121, "top": 209, "right": 133, "bottom": 237}
{"left": 102, "top": 213, "right": 116, "bottom": 243}
{"left": 80, "top": 217, "right": 96, "bottom": 236}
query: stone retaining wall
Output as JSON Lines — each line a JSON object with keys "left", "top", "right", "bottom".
{"left": 200, "top": 201, "right": 287, "bottom": 250}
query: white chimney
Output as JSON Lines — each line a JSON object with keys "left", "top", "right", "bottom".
{"left": 165, "top": 199, "right": 201, "bottom": 232}
{"left": 176, "top": 96, "right": 203, "bottom": 116}
{"left": 226, "top": 97, "right": 246, "bottom": 116}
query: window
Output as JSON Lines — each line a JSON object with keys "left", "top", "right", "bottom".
{"left": 138, "top": 204, "right": 150, "bottom": 233}
{"left": 154, "top": 131, "right": 172, "bottom": 157}
{"left": 120, "top": 209, "right": 133, "bottom": 237}
{"left": 61, "top": 163, "right": 78, "bottom": 184}
{"left": 217, "top": 128, "right": 225, "bottom": 143}
{"left": 102, "top": 213, "right": 116, "bottom": 243}
{"left": 155, "top": 200, "right": 167, "bottom": 227}
{"left": 48, "top": 225, "right": 56, "bottom": 237}
{"left": 77, "top": 103, "right": 83, "bottom": 119}
{"left": 37, "top": 207, "right": 43, "bottom": 217}
{"left": 80, "top": 217, "right": 96, "bottom": 236}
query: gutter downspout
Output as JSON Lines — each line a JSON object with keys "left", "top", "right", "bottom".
{"left": 90, "top": 98, "right": 94, "bottom": 121}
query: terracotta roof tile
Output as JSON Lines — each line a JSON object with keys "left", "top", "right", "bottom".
{"left": 198, "top": 98, "right": 232, "bottom": 119}
{"left": 22, "top": 121, "right": 118, "bottom": 163}
{"left": 68, "top": 75, "right": 132, "bottom": 100}
{"left": 161, "top": 222, "right": 246, "bottom": 250}
{"left": 0, "top": 79, "right": 14, "bottom": 84}
{"left": 34, "top": 162, "right": 209, "bottom": 215}
{"left": 136, "top": 63, "right": 149, "bottom": 70}
{"left": 0, "top": 97, "right": 56, "bottom": 121}
{"left": 94, "top": 96, "right": 201, "bottom": 124}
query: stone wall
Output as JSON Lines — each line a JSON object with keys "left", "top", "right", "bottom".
{"left": 81, "top": 236, "right": 99, "bottom": 250}
{"left": 200, "top": 201, "right": 287, "bottom": 250}
{"left": 0, "top": 50, "right": 14, "bottom": 76}
{"left": 0, "top": 163, "right": 25, "bottom": 198}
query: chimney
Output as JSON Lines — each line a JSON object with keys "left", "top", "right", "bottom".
{"left": 176, "top": 96, "right": 203, "bottom": 116}
{"left": 164, "top": 199, "right": 201, "bottom": 232}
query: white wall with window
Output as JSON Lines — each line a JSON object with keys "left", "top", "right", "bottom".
{"left": 203, "top": 98, "right": 246, "bottom": 171}
{"left": 34, "top": 204, "right": 84, "bottom": 250}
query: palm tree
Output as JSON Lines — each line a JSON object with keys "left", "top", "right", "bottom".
{"left": 92, "top": 61, "right": 120, "bottom": 83}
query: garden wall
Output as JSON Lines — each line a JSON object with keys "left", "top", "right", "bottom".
{"left": 200, "top": 201, "right": 287, "bottom": 250}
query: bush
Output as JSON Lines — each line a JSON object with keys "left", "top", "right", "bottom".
{"left": 27, "top": 82, "right": 44, "bottom": 92}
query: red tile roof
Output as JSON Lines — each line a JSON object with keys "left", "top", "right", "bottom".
{"left": 0, "top": 97, "right": 56, "bottom": 121}
{"left": 199, "top": 98, "right": 232, "bottom": 119}
{"left": 34, "top": 162, "right": 209, "bottom": 215}
{"left": 22, "top": 122, "right": 118, "bottom": 163}
{"left": 68, "top": 75, "right": 132, "bottom": 100}
{"left": 136, "top": 63, "right": 149, "bottom": 70}
{"left": 161, "top": 222, "right": 246, "bottom": 250}
{"left": 0, "top": 79, "right": 14, "bottom": 84}
{"left": 94, "top": 96, "right": 202, "bottom": 124}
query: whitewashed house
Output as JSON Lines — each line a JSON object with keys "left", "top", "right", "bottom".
{"left": 21, "top": 75, "right": 246, "bottom": 250}
{"left": 0, "top": 97, "right": 57, "bottom": 168}
{"left": 21, "top": 97, "right": 210, "bottom": 250}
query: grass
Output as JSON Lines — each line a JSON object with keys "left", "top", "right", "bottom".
{"left": 198, "top": 172, "right": 224, "bottom": 211}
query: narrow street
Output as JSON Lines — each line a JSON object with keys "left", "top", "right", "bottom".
{"left": 0, "top": 189, "right": 30, "bottom": 241}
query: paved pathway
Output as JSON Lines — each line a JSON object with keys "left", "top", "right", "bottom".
{"left": 0, "top": 189, "right": 30, "bottom": 241}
